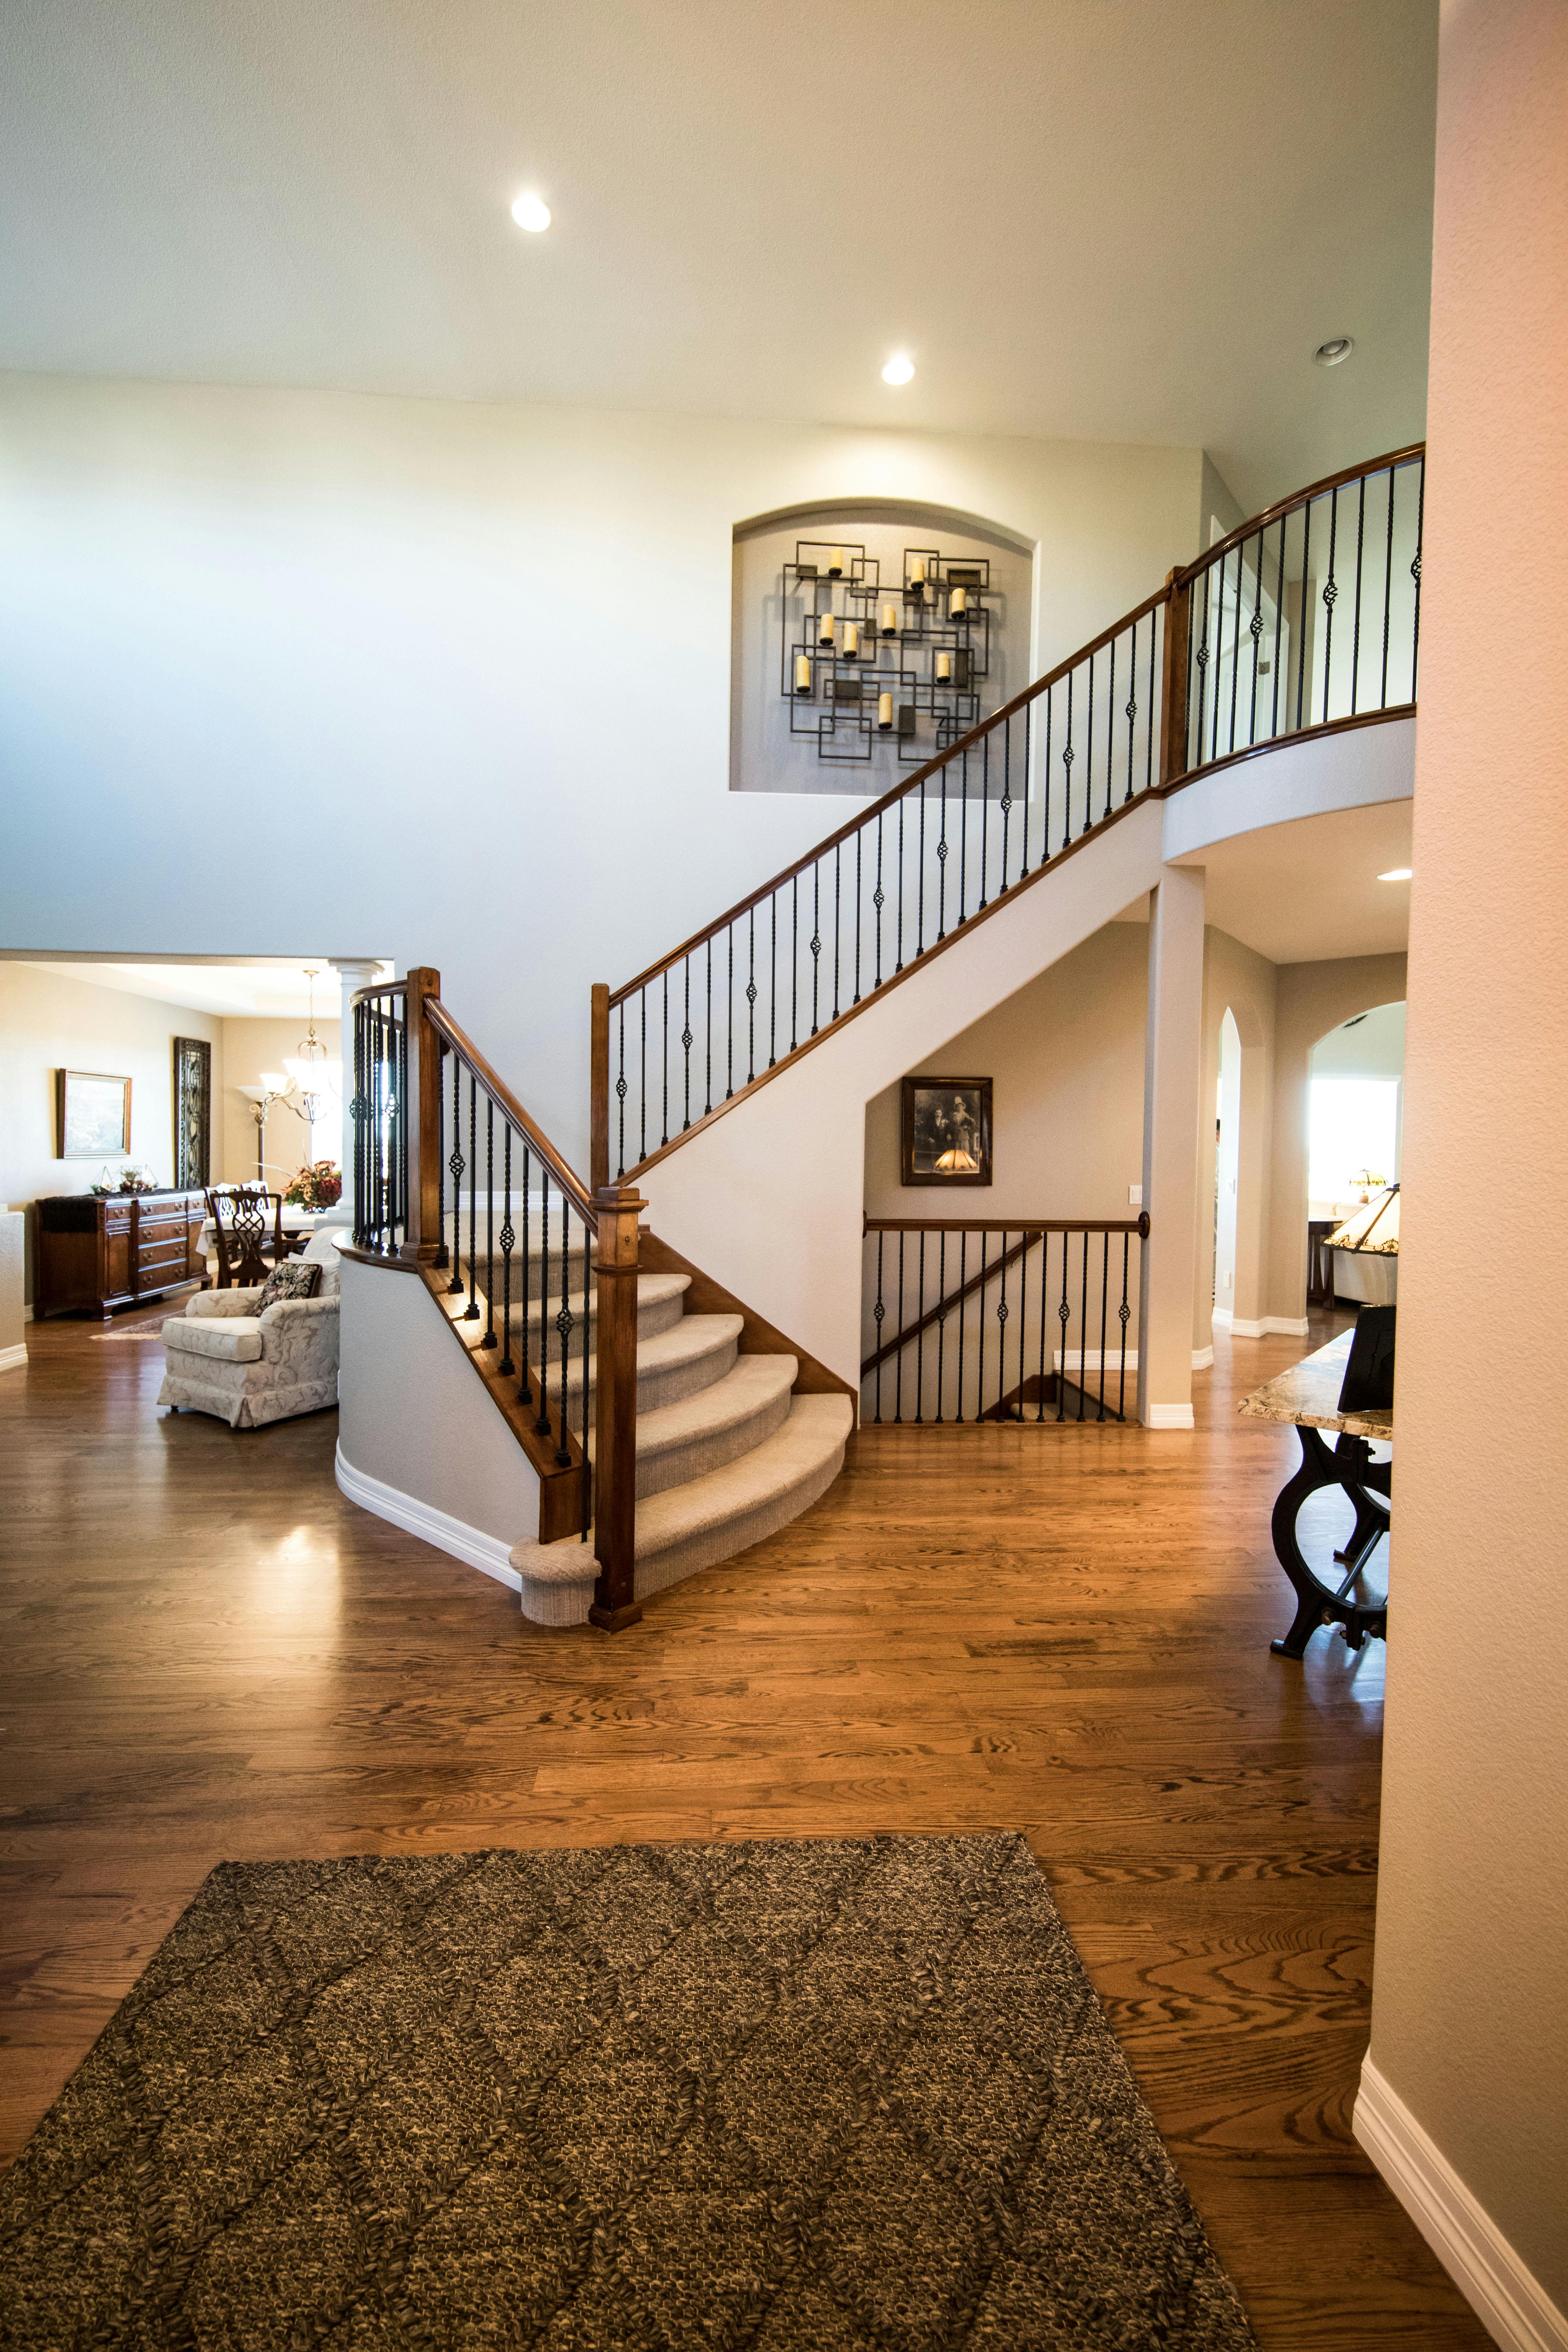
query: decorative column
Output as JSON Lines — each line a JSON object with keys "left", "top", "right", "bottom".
{"left": 1137, "top": 866, "right": 1206, "bottom": 1428}
{"left": 327, "top": 959, "right": 386, "bottom": 1237}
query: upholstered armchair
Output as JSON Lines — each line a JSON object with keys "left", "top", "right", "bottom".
{"left": 159, "top": 1231, "right": 341, "bottom": 1429}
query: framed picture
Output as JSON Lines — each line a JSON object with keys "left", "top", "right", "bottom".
{"left": 900, "top": 1075, "right": 992, "bottom": 1187}
{"left": 57, "top": 1070, "right": 133, "bottom": 1159}
{"left": 173, "top": 1037, "right": 212, "bottom": 1189}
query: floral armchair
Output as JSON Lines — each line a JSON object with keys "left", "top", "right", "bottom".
{"left": 159, "top": 1229, "right": 341, "bottom": 1429}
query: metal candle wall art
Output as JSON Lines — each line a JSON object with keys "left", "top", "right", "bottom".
{"left": 783, "top": 542, "right": 993, "bottom": 768}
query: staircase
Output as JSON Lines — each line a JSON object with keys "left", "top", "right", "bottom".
{"left": 422, "top": 1227, "right": 852, "bottom": 1624}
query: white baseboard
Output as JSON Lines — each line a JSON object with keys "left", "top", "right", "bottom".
{"left": 1214, "top": 1311, "right": 1307, "bottom": 1339}
{"left": 1264, "top": 1314, "right": 1310, "bottom": 1336}
{"left": 1354, "top": 2059, "right": 1567, "bottom": 2352}
{"left": 1191, "top": 1345, "right": 1214, "bottom": 1370}
{"left": 1211, "top": 1306, "right": 1232, "bottom": 1330}
{"left": 1143, "top": 1403, "right": 1196, "bottom": 1429}
{"left": 0, "top": 1340, "right": 27, "bottom": 1374}
{"left": 334, "top": 1443, "right": 522, "bottom": 1593}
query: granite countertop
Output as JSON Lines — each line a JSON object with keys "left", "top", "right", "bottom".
{"left": 1237, "top": 1330, "right": 1394, "bottom": 1442}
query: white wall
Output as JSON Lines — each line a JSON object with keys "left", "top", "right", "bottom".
{"left": 0, "top": 374, "right": 1203, "bottom": 1171}
{"left": 1357, "top": 1, "right": 1568, "bottom": 2332}
{"left": 0, "top": 960, "right": 223, "bottom": 1303}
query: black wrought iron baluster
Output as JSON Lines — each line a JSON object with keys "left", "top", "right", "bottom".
{"left": 1295, "top": 497, "right": 1312, "bottom": 733}
{"left": 1118, "top": 1234, "right": 1131, "bottom": 1421}
{"left": 917, "top": 775, "right": 927, "bottom": 955}
{"left": 394, "top": 1001, "right": 407, "bottom": 1247}
{"left": 808, "top": 862, "right": 820, "bottom": 1038}
{"left": 769, "top": 894, "right": 777, "bottom": 1068}
{"left": 482, "top": 1099, "right": 497, "bottom": 1348}
{"left": 518, "top": 1148, "right": 533, "bottom": 1406}
{"left": 447, "top": 1049, "right": 464, "bottom": 1293}
{"left": 368, "top": 1001, "right": 381, "bottom": 1249}
{"left": 832, "top": 842, "right": 841, "bottom": 1020}
{"left": 1272, "top": 518, "right": 1287, "bottom": 739}
{"left": 1322, "top": 486, "right": 1340, "bottom": 726}
{"left": 639, "top": 993, "right": 647, "bottom": 1165}
{"left": 1097, "top": 1232, "right": 1109, "bottom": 1421}
{"left": 999, "top": 718, "right": 1011, "bottom": 891}
{"left": 1017, "top": 1231, "right": 1029, "bottom": 1415}
{"left": 1381, "top": 464, "right": 1395, "bottom": 707}
{"left": 936, "top": 762, "right": 948, "bottom": 943}
{"left": 1084, "top": 653, "right": 1096, "bottom": 829}
{"left": 995, "top": 1241, "right": 1009, "bottom": 1419}
{"left": 915, "top": 1232, "right": 926, "bottom": 1423}
{"left": 976, "top": 1232, "right": 988, "bottom": 1415}
{"left": 1193, "top": 565, "right": 1211, "bottom": 769}
{"left": 1105, "top": 637, "right": 1116, "bottom": 821}
{"left": 350, "top": 1002, "right": 364, "bottom": 1248}
{"left": 1061, "top": 672, "right": 1074, "bottom": 849}
{"left": 1350, "top": 476, "right": 1366, "bottom": 716}
{"left": 725, "top": 928, "right": 733, "bottom": 1102}
{"left": 934, "top": 1232, "right": 946, "bottom": 1422}
{"left": 873, "top": 1233, "right": 885, "bottom": 1425}
{"left": 895, "top": 797, "right": 905, "bottom": 973}
{"left": 1227, "top": 545, "right": 1242, "bottom": 758}
{"left": 580, "top": 1205, "right": 592, "bottom": 1538}
{"left": 1057, "top": 1239, "right": 1071, "bottom": 1421}
{"left": 661, "top": 970, "right": 669, "bottom": 1149}
{"left": 874, "top": 813, "right": 884, "bottom": 988}
{"left": 1042, "top": 690, "right": 1053, "bottom": 867}
{"left": 681, "top": 958, "right": 692, "bottom": 1132}
{"left": 852, "top": 831, "right": 862, "bottom": 1007}
{"left": 1410, "top": 456, "right": 1424, "bottom": 700}
{"left": 1022, "top": 701, "right": 1033, "bottom": 873}
{"left": 895, "top": 1231, "right": 905, "bottom": 1424}
{"left": 534, "top": 1170, "right": 554, "bottom": 1433}
{"left": 1247, "top": 531, "right": 1264, "bottom": 746}
{"left": 464, "top": 1075, "right": 479, "bottom": 1320}
{"left": 955, "top": 1233, "right": 967, "bottom": 1423}
{"left": 1077, "top": 1230, "right": 1089, "bottom": 1421}
{"left": 434, "top": 1037, "right": 448, "bottom": 1265}
{"left": 791, "top": 874, "right": 799, "bottom": 1053}
{"left": 747, "top": 906, "right": 757, "bottom": 1083}
{"left": 616, "top": 1005, "right": 627, "bottom": 1180}
{"left": 978, "top": 733, "right": 989, "bottom": 911}
{"left": 554, "top": 1189, "right": 572, "bottom": 1466}
{"left": 1125, "top": 621, "right": 1139, "bottom": 803}
{"left": 704, "top": 939, "right": 712, "bottom": 1119}
{"left": 1036, "top": 1227, "right": 1050, "bottom": 1421}
{"left": 1145, "top": 610, "right": 1157, "bottom": 791}
{"left": 498, "top": 1127, "right": 515, "bottom": 1377}
{"left": 1210, "top": 561, "right": 1224, "bottom": 764}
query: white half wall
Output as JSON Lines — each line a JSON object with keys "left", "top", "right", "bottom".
{"left": 643, "top": 800, "right": 1168, "bottom": 1387}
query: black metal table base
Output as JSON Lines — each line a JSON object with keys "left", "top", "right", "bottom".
{"left": 1270, "top": 1424, "right": 1390, "bottom": 1659}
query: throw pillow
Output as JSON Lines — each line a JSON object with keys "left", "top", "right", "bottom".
{"left": 255, "top": 1260, "right": 323, "bottom": 1312}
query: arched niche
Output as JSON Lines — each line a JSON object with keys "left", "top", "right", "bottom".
{"left": 730, "top": 496, "right": 1036, "bottom": 798}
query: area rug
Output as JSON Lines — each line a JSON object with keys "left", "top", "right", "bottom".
{"left": 90, "top": 1320, "right": 169, "bottom": 1342}
{"left": 0, "top": 1835, "right": 1258, "bottom": 2350}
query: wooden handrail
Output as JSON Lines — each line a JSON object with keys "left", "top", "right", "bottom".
{"left": 608, "top": 582, "right": 1171, "bottom": 1006}
{"left": 1175, "top": 441, "right": 1426, "bottom": 586}
{"left": 422, "top": 996, "right": 598, "bottom": 1230}
{"left": 861, "top": 1227, "right": 1040, "bottom": 1379}
{"left": 865, "top": 1214, "right": 1150, "bottom": 1236}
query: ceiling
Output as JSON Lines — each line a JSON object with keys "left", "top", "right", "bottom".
{"left": 1172, "top": 798, "right": 1414, "bottom": 964}
{"left": 0, "top": 0, "right": 1438, "bottom": 513}
{"left": 12, "top": 959, "right": 378, "bottom": 1018}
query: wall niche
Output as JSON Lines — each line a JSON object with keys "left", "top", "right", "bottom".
{"left": 730, "top": 499, "right": 1034, "bottom": 797}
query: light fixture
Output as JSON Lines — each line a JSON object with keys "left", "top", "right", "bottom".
{"left": 1378, "top": 867, "right": 1413, "bottom": 881}
{"left": 882, "top": 354, "right": 915, "bottom": 386}
{"left": 511, "top": 193, "right": 552, "bottom": 233}
{"left": 1314, "top": 336, "right": 1354, "bottom": 367}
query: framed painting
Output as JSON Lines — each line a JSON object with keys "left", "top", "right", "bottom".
{"left": 900, "top": 1075, "right": 992, "bottom": 1188}
{"left": 173, "top": 1037, "right": 212, "bottom": 1189}
{"left": 57, "top": 1070, "right": 133, "bottom": 1159}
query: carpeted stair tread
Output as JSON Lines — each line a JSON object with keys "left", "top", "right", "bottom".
{"left": 589, "top": 1352, "right": 799, "bottom": 1499}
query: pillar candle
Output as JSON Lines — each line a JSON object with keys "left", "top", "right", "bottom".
{"left": 828, "top": 547, "right": 845, "bottom": 577}
{"left": 950, "top": 586, "right": 968, "bottom": 618}
{"left": 911, "top": 558, "right": 926, "bottom": 586}
{"left": 795, "top": 653, "right": 812, "bottom": 693}
{"left": 842, "top": 620, "right": 860, "bottom": 658}
{"left": 878, "top": 692, "right": 894, "bottom": 730}
{"left": 880, "top": 602, "right": 898, "bottom": 636}
{"left": 936, "top": 651, "right": 952, "bottom": 683}
{"left": 818, "top": 613, "right": 834, "bottom": 645}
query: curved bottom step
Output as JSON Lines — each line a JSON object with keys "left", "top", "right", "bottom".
{"left": 511, "top": 1393, "right": 853, "bottom": 1626}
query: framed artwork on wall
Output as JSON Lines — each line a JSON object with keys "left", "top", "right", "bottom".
{"left": 173, "top": 1037, "right": 212, "bottom": 1189}
{"left": 56, "top": 1070, "right": 133, "bottom": 1159}
{"left": 900, "top": 1076, "right": 992, "bottom": 1188}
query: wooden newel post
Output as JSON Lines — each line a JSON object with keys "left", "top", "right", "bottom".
{"left": 589, "top": 983, "right": 610, "bottom": 1202}
{"left": 401, "top": 966, "right": 442, "bottom": 1265}
{"left": 1158, "top": 570, "right": 1190, "bottom": 791}
{"left": 588, "top": 1184, "right": 645, "bottom": 1632}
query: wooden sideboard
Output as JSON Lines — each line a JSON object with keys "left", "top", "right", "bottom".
{"left": 34, "top": 1191, "right": 206, "bottom": 1321}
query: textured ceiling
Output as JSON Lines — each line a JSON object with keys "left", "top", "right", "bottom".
{"left": 0, "top": 0, "right": 1437, "bottom": 513}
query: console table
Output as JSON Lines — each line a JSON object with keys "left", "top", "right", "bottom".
{"left": 33, "top": 1190, "right": 206, "bottom": 1321}
{"left": 1239, "top": 1330, "right": 1391, "bottom": 1659}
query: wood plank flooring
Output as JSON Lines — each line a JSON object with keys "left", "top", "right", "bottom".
{"left": 0, "top": 1301, "right": 1487, "bottom": 2349}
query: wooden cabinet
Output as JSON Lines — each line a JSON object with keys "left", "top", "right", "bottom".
{"left": 34, "top": 1191, "right": 206, "bottom": 1321}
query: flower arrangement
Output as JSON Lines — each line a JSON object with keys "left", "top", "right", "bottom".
{"left": 283, "top": 1160, "right": 343, "bottom": 1212}
{"left": 90, "top": 1163, "right": 160, "bottom": 1196}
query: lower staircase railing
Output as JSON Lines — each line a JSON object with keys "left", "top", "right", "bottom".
{"left": 862, "top": 1214, "right": 1149, "bottom": 1427}
{"left": 348, "top": 969, "right": 645, "bottom": 1632}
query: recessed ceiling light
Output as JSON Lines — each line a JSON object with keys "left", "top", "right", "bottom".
{"left": 1314, "top": 336, "right": 1354, "bottom": 367}
{"left": 511, "top": 193, "right": 551, "bottom": 233}
{"left": 881, "top": 354, "right": 915, "bottom": 386}
{"left": 1378, "top": 867, "right": 1413, "bottom": 881}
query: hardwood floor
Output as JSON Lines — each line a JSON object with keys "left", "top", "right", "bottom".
{"left": 0, "top": 1301, "right": 1487, "bottom": 2350}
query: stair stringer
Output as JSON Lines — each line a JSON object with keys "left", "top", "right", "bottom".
{"left": 640, "top": 796, "right": 1167, "bottom": 1387}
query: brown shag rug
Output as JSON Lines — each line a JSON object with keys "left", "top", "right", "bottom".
{"left": 0, "top": 1835, "right": 1258, "bottom": 2350}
